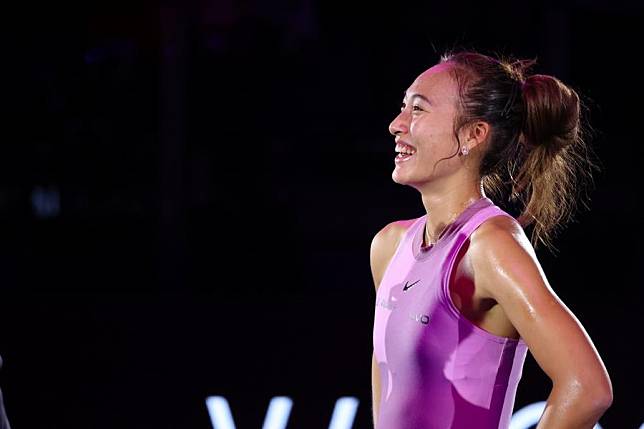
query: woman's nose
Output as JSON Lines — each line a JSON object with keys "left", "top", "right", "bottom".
{"left": 388, "top": 111, "right": 408, "bottom": 136}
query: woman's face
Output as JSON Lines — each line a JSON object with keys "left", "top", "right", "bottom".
{"left": 388, "top": 62, "right": 464, "bottom": 187}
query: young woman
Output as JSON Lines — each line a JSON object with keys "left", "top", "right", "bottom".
{"left": 371, "top": 50, "right": 612, "bottom": 429}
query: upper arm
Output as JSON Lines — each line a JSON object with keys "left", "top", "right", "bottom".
{"left": 469, "top": 216, "right": 613, "bottom": 406}
{"left": 371, "top": 222, "right": 405, "bottom": 425}
{"left": 372, "top": 350, "right": 381, "bottom": 424}
{"left": 370, "top": 221, "right": 406, "bottom": 293}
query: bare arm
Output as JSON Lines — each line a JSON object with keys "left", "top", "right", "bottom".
{"left": 470, "top": 217, "right": 613, "bottom": 428}
{"left": 371, "top": 352, "right": 381, "bottom": 427}
{"left": 369, "top": 221, "right": 405, "bottom": 428}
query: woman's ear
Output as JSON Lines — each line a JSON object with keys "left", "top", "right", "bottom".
{"left": 466, "top": 121, "right": 490, "bottom": 151}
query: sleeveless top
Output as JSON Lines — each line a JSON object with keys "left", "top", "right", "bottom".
{"left": 372, "top": 197, "right": 528, "bottom": 429}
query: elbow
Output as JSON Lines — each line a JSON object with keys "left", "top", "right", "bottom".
{"left": 584, "top": 381, "right": 614, "bottom": 416}
{"left": 554, "top": 376, "right": 613, "bottom": 414}
{"left": 591, "top": 385, "right": 613, "bottom": 412}
{"left": 589, "top": 372, "right": 613, "bottom": 412}
{"left": 582, "top": 388, "right": 613, "bottom": 423}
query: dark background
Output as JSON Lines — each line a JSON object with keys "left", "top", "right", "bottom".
{"left": 0, "top": 0, "right": 641, "bottom": 428}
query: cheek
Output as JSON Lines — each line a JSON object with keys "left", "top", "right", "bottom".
{"left": 411, "top": 111, "right": 450, "bottom": 132}
{"left": 410, "top": 120, "right": 456, "bottom": 149}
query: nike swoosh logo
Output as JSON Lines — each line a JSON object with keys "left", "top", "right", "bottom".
{"left": 402, "top": 279, "right": 420, "bottom": 292}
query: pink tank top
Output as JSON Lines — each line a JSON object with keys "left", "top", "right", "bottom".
{"left": 373, "top": 197, "right": 528, "bottom": 429}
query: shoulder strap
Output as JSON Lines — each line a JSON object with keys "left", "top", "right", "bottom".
{"left": 459, "top": 205, "right": 515, "bottom": 237}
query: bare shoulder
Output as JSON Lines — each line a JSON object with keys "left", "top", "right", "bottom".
{"left": 370, "top": 218, "right": 417, "bottom": 292}
{"left": 466, "top": 214, "right": 613, "bottom": 405}
{"left": 468, "top": 214, "right": 542, "bottom": 298}
{"left": 471, "top": 214, "right": 532, "bottom": 250}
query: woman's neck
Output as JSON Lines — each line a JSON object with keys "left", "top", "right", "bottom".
{"left": 421, "top": 187, "right": 485, "bottom": 244}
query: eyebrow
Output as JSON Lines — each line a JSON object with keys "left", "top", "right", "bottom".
{"left": 403, "top": 92, "right": 433, "bottom": 105}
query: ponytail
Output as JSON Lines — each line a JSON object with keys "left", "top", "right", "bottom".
{"left": 441, "top": 50, "right": 600, "bottom": 253}
{"left": 511, "top": 74, "right": 599, "bottom": 251}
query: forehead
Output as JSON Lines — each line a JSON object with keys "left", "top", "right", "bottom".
{"left": 404, "top": 63, "right": 458, "bottom": 104}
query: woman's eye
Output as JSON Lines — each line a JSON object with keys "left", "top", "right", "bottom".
{"left": 399, "top": 104, "right": 424, "bottom": 112}
{"left": 400, "top": 103, "right": 423, "bottom": 112}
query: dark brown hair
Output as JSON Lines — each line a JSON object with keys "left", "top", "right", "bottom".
{"left": 439, "top": 50, "right": 599, "bottom": 253}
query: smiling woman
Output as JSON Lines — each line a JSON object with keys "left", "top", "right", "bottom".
{"left": 371, "top": 49, "right": 611, "bottom": 429}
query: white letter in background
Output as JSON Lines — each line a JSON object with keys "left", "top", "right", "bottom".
{"left": 205, "top": 396, "right": 237, "bottom": 429}
{"left": 206, "top": 396, "right": 359, "bottom": 429}
{"left": 205, "top": 396, "right": 293, "bottom": 429}
{"left": 262, "top": 396, "right": 293, "bottom": 429}
{"left": 328, "top": 396, "right": 359, "bottom": 429}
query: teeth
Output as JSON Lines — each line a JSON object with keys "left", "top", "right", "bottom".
{"left": 396, "top": 143, "right": 416, "bottom": 155}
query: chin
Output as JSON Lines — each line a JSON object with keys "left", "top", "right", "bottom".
{"left": 392, "top": 170, "right": 428, "bottom": 190}
{"left": 392, "top": 171, "right": 414, "bottom": 186}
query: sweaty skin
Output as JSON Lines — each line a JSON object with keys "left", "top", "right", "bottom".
{"left": 373, "top": 61, "right": 612, "bottom": 428}
{"left": 468, "top": 215, "right": 612, "bottom": 428}
{"left": 371, "top": 219, "right": 412, "bottom": 427}
{"left": 373, "top": 198, "right": 529, "bottom": 429}
{"left": 371, "top": 203, "right": 611, "bottom": 428}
